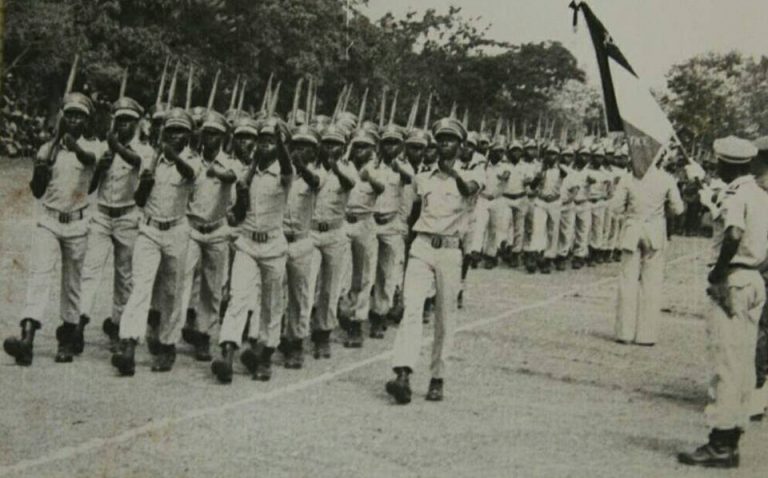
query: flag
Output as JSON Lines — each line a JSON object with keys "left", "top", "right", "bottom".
{"left": 570, "top": 1, "right": 675, "bottom": 178}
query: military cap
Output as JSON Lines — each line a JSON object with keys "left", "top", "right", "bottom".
{"left": 337, "top": 112, "right": 358, "bottom": 132}
{"left": 201, "top": 110, "right": 229, "bottom": 133}
{"left": 523, "top": 138, "right": 537, "bottom": 149}
{"left": 604, "top": 144, "right": 615, "bottom": 155}
{"left": 405, "top": 128, "right": 430, "bottom": 146}
{"left": 561, "top": 145, "right": 575, "bottom": 156}
{"left": 479, "top": 132, "right": 491, "bottom": 145}
{"left": 288, "top": 109, "right": 307, "bottom": 126}
{"left": 111, "top": 97, "right": 144, "bottom": 119}
{"left": 466, "top": 132, "right": 479, "bottom": 147}
{"left": 431, "top": 117, "right": 467, "bottom": 141}
{"left": 258, "top": 116, "right": 281, "bottom": 136}
{"left": 591, "top": 145, "right": 605, "bottom": 156}
{"left": 616, "top": 144, "right": 629, "bottom": 157}
{"left": 381, "top": 124, "right": 405, "bottom": 142}
{"left": 62, "top": 92, "right": 94, "bottom": 116}
{"left": 291, "top": 124, "right": 319, "bottom": 145}
{"left": 164, "top": 107, "right": 194, "bottom": 131}
{"left": 350, "top": 128, "right": 377, "bottom": 146}
{"left": 233, "top": 117, "right": 260, "bottom": 138}
{"left": 714, "top": 135, "right": 757, "bottom": 163}
{"left": 321, "top": 124, "right": 347, "bottom": 144}
{"left": 491, "top": 135, "right": 507, "bottom": 151}
{"left": 546, "top": 142, "right": 561, "bottom": 154}
{"left": 361, "top": 121, "right": 381, "bottom": 141}
{"left": 507, "top": 139, "right": 523, "bottom": 151}
{"left": 150, "top": 103, "right": 168, "bottom": 121}
{"left": 190, "top": 106, "right": 207, "bottom": 127}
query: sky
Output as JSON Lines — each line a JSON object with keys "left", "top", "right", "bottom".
{"left": 361, "top": 0, "right": 768, "bottom": 89}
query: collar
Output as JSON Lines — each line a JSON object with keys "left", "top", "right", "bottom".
{"left": 728, "top": 174, "right": 755, "bottom": 190}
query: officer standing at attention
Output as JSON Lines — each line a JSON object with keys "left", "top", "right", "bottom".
{"left": 81, "top": 97, "right": 152, "bottom": 352}
{"left": 5, "top": 93, "right": 105, "bottom": 365}
{"left": 212, "top": 117, "right": 293, "bottom": 383}
{"left": 501, "top": 139, "right": 527, "bottom": 268}
{"left": 386, "top": 116, "right": 482, "bottom": 405}
{"left": 111, "top": 107, "right": 202, "bottom": 376}
{"left": 178, "top": 110, "right": 238, "bottom": 361}
{"left": 679, "top": 136, "right": 768, "bottom": 468}
{"left": 613, "top": 151, "right": 683, "bottom": 346}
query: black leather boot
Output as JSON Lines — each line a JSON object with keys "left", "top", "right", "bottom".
{"left": 3, "top": 318, "right": 40, "bottom": 366}
{"left": 111, "top": 338, "right": 137, "bottom": 376}
{"left": 385, "top": 367, "right": 412, "bottom": 404}
{"left": 677, "top": 428, "right": 741, "bottom": 468}
{"left": 344, "top": 321, "right": 364, "bottom": 348}
{"left": 72, "top": 314, "right": 90, "bottom": 355}
{"left": 193, "top": 333, "right": 212, "bottom": 362}
{"left": 181, "top": 308, "right": 200, "bottom": 346}
{"left": 102, "top": 317, "right": 120, "bottom": 352}
{"left": 253, "top": 346, "right": 275, "bottom": 381}
{"left": 369, "top": 313, "right": 386, "bottom": 339}
{"left": 239, "top": 338, "right": 261, "bottom": 374}
{"left": 312, "top": 330, "right": 331, "bottom": 359}
{"left": 151, "top": 343, "right": 176, "bottom": 372}
{"left": 55, "top": 322, "right": 77, "bottom": 363}
{"left": 211, "top": 342, "right": 237, "bottom": 384}
{"left": 285, "top": 339, "right": 304, "bottom": 369}
{"left": 146, "top": 309, "right": 162, "bottom": 355}
{"left": 426, "top": 378, "right": 444, "bottom": 401}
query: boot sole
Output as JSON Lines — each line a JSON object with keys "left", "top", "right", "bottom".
{"left": 4, "top": 341, "right": 33, "bottom": 366}
{"left": 110, "top": 356, "right": 135, "bottom": 376}
{"left": 385, "top": 382, "right": 412, "bottom": 404}
{"left": 677, "top": 454, "right": 739, "bottom": 469}
{"left": 211, "top": 361, "right": 233, "bottom": 384}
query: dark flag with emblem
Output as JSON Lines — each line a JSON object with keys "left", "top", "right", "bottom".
{"left": 570, "top": 1, "right": 675, "bottom": 178}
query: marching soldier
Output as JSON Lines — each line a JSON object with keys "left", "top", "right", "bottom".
{"left": 527, "top": 142, "right": 566, "bottom": 274}
{"left": 309, "top": 124, "right": 357, "bottom": 359}
{"left": 457, "top": 134, "right": 485, "bottom": 307}
{"left": 80, "top": 97, "right": 151, "bottom": 352}
{"left": 679, "top": 137, "right": 768, "bottom": 469}
{"left": 371, "top": 124, "right": 414, "bottom": 335}
{"left": 178, "top": 110, "right": 238, "bottom": 361}
{"left": 571, "top": 145, "right": 592, "bottom": 269}
{"left": 521, "top": 138, "right": 541, "bottom": 271}
{"left": 386, "top": 116, "right": 482, "bottom": 405}
{"left": 614, "top": 151, "right": 683, "bottom": 346}
{"left": 750, "top": 136, "right": 768, "bottom": 421}
{"left": 342, "top": 128, "right": 384, "bottom": 347}
{"left": 555, "top": 145, "right": 579, "bottom": 270}
{"left": 111, "top": 107, "right": 202, "bottom": 376}
{"left": 502, "top": 140, "right": 528, "bottom": 267}
{"left": 211, "top": 117, "right": 293, "bottom": 383}
{"left": 481, "top": 135, "right": 510, "bottom": 269}
{"left": 281, "top": 123, "right": 324, "bottom": 368}
{"left": 4, "top": 93, "right": 105, "bottom": 365}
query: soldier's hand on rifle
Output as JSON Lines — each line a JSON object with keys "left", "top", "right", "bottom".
{"left": 99, "top": 150, "right": 115, "bottom": 170}
{"left": 107, "top": 131, "right": 120, "bottom": 152}
{"left": 359, "top": 165, "right": 371, "bottom": 182}
{"left": 62, "top": 133, "right": 77, "bottom": 151}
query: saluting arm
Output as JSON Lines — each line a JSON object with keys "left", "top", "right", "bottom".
{"left": 165, "top": 147, "right": 195, "bottom": 180}
{"left": 448, "top": 168, "right": 479, "bottom": 197}
{"left": 361, "top": 166, "right": 385, "bottom": 195}
{"left": 331, "top": 161, "right": 356, "bottom": 191}
{"left": 276, "top": 131, "right": 295, "bottom": 187}
{"left": 64, "top": 135, "right": 96, "bottom": 167}
{"left": 207, "top": 163, "right": 237, "bottom": 184}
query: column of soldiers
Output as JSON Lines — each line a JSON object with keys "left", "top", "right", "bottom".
{"left": 5, "top": 61, "right": 768, "bottom": 458}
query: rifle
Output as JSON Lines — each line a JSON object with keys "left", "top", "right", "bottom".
{"left": 88, "top": 68, "right": 129, "bottom": 194}
{"left": 30, "top": 54, "right": 79, "bottom": 198}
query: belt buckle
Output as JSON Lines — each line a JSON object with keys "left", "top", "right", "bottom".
{"left": 58, "top": 212, "right": 70, "bottom": 224}
{"left": 430, "top": 236, "right": 443, "bottom": 249}
{"left": 108, "top": 208, "right": 121, "bottom": 219}
{"left": 158, "top": 221, "right": 171, "bottom": 231}
{"left": 318, "top": 222, "right": 329, "bottom": 232}
{"left": 254, "top": 232, "right": 268, "bottom": 243}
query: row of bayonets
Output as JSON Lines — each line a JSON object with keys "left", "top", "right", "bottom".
{"left": 57, "top": 54, "right": 617, "bottom": 148}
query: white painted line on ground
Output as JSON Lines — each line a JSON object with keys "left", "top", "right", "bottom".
{"left": 0, "top": 253, "right": 694, "bottom": 476}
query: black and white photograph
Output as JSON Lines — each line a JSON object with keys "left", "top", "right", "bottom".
{"left": 2, "top": 0, "right": 768, "bottom": 476}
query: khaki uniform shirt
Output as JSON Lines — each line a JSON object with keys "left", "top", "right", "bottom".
{"left": 98, "top": 138, "right": 153, "bottom": 208}
{"left": 712, "top": 175, "right": 768, "bottom": 267}
{"left": 144, "top": 149, "right": 202, "bottom": 220}
{"left": 242, "top": 159, "right": 292, "bottom": 233}
{"left": 38, "top": 137, "right": 107, "bottom": 212}
{"left": 187, "top": 150, "right": 239, "bottom": 223}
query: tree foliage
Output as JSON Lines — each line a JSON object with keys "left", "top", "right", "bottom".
{"left": 2, "top": 0, "right": 588, "bottom": 131}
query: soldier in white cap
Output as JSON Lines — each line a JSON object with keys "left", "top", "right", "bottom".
{"left": 555, "top": 145, "right": 579, "bottom": 270}
{"left": 111, "top": 107, "right": 202, "bottom": 375}
{"left": 570, "top": 145, "right": 592, "bottom": 269}
{"left": 371, "top": 124, "right": 414, "bottom": 335}
{"left": 4, "top": 92, "right": 106, "bottom": 366}
{"left": 585, "top": 145, "right": 608, "bottom": 266}
{"left": 281, "top": 124, "right": 325, "bottom": 368}
{"left": 614, "top": 148, "right": 683, "bottom": 346}
{"left": 342, "top": 128, "right": 385, "bottom": 347}
{"left": 178, "top": 110, "right": 239, "bottom": 361}
{"left": 211, "top": 117, "right": 294, "bottom": 383}
{"left": 80, "top": 97, "right": 152, "bottom": 352}
{"left": 679, "top": 136, "right": 768, "bottom": 468}
{"left": 482, "top": 135, "right": 511, "bottom": 269}
{"left": 386, "top": 116, "right": 481, "bottom": 405}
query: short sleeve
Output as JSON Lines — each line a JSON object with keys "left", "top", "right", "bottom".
{"left": 721, "top": 190, "right": 747, "bottom": 231}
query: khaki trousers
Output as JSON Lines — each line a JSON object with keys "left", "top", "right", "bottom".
{"left": 284, "top": 237, "right": 315, "bottom": 340}
{"left": 218, "top": 233, "right": 287, "bottom": 348}
{"left": 23, "top": 214, "right": 90, "bottom": 325}
{"left": 615, "top": 240, "right": 665, "bottom": 344}
{"left": 484, "top": 197, "right": 509, "bottom": 256}
{"left": 392, "top": 235, "right": 461, "bottom": 379}
{"left": 180, "top": 227, "right": 230, "bottom": 335}
{"left": 704, "top": 269, "right": 765, "bottom": 430}
{"left": 557, "top": 203, "right": 576, "bottom": 257}
{"left": 528, "top": 198, "right": 561, "bottom": 258}
{"left": 311, "top": 228, "right": 347, "bottom": 332}
{"left": 505, "top": 197, "right": 527, "bottom": 253}
{"left": 119, "top": 222, "right": 190, "bottom": 345}
{"left": 373, "top": 221, "right": 405, "bottom": 316}
{"left": 469, "top": 196, "right": 491, "bottom": 254}
{"left": 343, "top": 217, "right": 378, "bottom": 321}
{"left": 573, "top": 202, "right": 592, "bottom": 258}
{"left": 590, "top": 200, "right": 607, "bottom": 250}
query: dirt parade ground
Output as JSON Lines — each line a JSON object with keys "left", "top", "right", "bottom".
{"left": 1, "top": 157, "right": 766, "bottom": 477}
